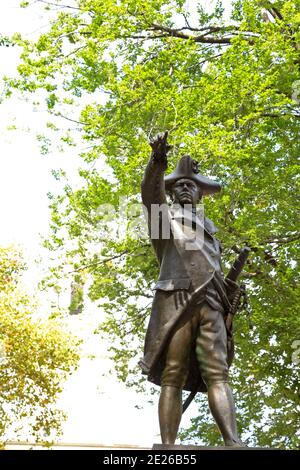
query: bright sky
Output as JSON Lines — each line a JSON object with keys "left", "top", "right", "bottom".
{"left": 0, "top": 0, "right": 201, "bottom": 446}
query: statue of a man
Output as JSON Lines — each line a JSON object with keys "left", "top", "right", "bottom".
{"left": 139, "top": 131, "right": 243, "bottom": 447}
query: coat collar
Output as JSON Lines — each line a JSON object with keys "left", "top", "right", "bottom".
{"left": 170, "top": 206, "right": 218, "bottom": 238}
{"left": 203, "top": 216, "right": 218, "bottom": 235}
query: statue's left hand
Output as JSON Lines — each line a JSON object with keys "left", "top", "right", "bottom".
{"left": 224, "top": 278, "right": 241, "bottom": 304}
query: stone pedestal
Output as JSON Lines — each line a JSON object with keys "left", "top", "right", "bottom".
{"left": 152, "top": 444, "right": 274, "bottom": 451}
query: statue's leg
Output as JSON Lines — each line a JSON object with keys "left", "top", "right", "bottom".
{"left": 196, "top": 302, "right": 243, "bottom": 446}
{"left": 206, "top": 382, "right": 242, "bottom": 446}
{"left": 159, "top": 316, "right": 193, "bottom": 444}
{"left": 158, "top": 385, "right": 182, "bottom": 444}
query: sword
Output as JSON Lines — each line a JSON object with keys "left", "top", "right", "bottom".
{"left": 226, "top": 246, "right": 251, "bottom": 283}
{"left": 225, "top": 247, "right": 251, "bottom": 331}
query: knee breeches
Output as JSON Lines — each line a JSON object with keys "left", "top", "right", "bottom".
{"left": 161, "top": 301, "right": 229, "bottom": 388}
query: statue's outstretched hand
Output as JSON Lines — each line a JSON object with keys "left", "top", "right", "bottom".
{"left": 149, "top": 131, "right": 172, "bottom": 164}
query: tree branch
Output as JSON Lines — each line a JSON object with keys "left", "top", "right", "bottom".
{"left": 150, "top": 23, "right": 256, "bottom": 45}
{"left": 64, "top": 44, "right": 88, "bottom": 58}
{"left": 266, "top": 234, "right": 300, "bottom": 245}
{"left": 124, "top": 34, "right": 169, "bottom": 41}
{"left": 259, "top": 112, "right": 300, "bottom": 120}
{"left": 36, "top": 0, "right": 83, "bottom": 10}
{"left": 56, "top": 113, "right": 86, "bottom": 126}
{"left": 267, "top": 7, "right": 284, "bottom": 21}
{"left": 70, "top": 250, "right": 129, "bottom": 273}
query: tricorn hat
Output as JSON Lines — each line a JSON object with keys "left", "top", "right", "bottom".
{"left": 164, "top": 155, "right": 221, "bottom": 196}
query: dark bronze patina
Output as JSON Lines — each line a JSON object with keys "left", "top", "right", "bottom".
{"left": 139, "top": 131, "right": 248, "bottom": 447}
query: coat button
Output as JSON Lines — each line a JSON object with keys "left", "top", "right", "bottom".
{"left": 191, "top": 262, "right": 195, "bottom": 266}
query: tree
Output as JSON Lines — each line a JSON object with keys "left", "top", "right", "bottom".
{"left": 0, "top": 35, "right": 13, "bottom": 47}
{"left": 0, "top": 246, "right": 80, "bottom": 446}
{"left": 6, "top": 0, "right": 300, "bottom": 448}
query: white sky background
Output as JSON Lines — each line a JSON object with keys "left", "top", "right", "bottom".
{"left": 0, "top": 0, "right": 207, "bottom": 446}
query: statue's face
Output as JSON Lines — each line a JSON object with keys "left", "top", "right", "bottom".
{"left": 172, "top": 178, "right": 202, "bottom": 207}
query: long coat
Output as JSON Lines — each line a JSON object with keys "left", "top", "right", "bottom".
{"left": 139, "top": 157, "right": 234, "bottom": 392}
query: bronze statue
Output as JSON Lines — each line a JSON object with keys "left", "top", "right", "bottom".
{"left": 139, "top": 131, "right": 247, "bottom": 447}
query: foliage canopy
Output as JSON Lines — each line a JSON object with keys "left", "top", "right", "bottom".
{"left": 7, "top": 0, "right": 300, "bottom": 448}
{"left": 0, "top": 246, "right": 80, "bottom": 446}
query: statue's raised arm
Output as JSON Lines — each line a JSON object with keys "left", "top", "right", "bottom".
{"left": 141, "top": 131, "right": 172, "bottom": 209}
